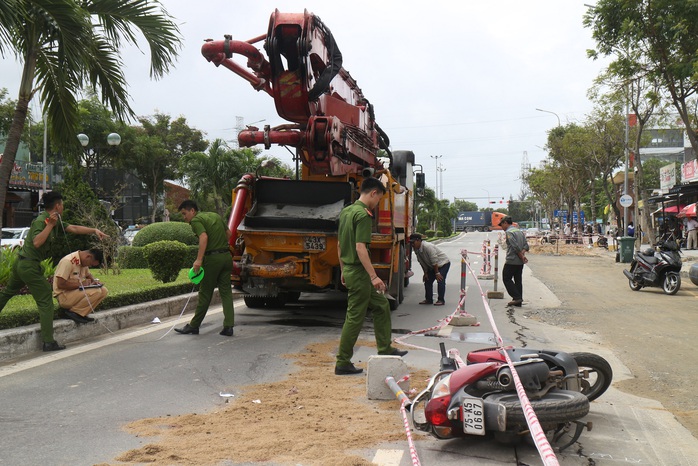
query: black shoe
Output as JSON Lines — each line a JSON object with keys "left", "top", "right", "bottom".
{"left": 219, "top": 326, "right": 234, "bottom": 336}
{"left": 43, "top": 341, "right": 66, "bottom": 352}
{"left": 174, "top": 324, "right": 199, "bottom": 335}
{"left": 389, "top": 348, "right": 408, "bottom": 357}
{"left": 335, "top": 364, "right": 364, "bottom": 375}
{"left": 507, "top": 299, "right": 523, "bottom": 307}
{"left": 63, "top": 309, "right": 91, "bottom": 324}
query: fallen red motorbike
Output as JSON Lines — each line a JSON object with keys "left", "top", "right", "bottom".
{"left": 410, "top": 343, "right": 613, "bottom": 449}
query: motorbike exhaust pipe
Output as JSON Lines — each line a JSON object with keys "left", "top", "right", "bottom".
{"left": 497, "top": 368, "right": 514, "bottom": 389}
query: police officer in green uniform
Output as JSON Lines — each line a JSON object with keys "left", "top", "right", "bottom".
{"left": 335, "top": 177, "right": 407, "bottom": 375}
{"left": 0, "top": 191, "right": 108, "bottom": 351}
{"left": 175, "top": 200, "right": 235, "bottom": 336}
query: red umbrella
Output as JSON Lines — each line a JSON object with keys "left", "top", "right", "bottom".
{"left": 678, "top": 203, "right": 697, "bottom": 218}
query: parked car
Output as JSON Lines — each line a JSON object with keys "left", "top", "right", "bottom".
{"left": 122, "top": 228, "right": 140, "bottom": 245}
{"left": 1, "top": 227, "right": 30, "bottom": 250}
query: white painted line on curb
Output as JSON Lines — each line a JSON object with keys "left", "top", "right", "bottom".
{"left": 0, "top": 305, "right": 226, "bottom": 378}
{"left": 372, "top": 449, "right": 404, "bottom": 466}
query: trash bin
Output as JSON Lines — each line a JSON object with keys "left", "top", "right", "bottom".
{"left": 618, "top": 236, "right": 636, "bottom": 263}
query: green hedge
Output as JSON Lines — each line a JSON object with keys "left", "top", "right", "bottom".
{"left": 143, "top": 241, "right": 189, "bottom": 283}
{"left": 132, "top": 222, "right": 197, "bottom": 247}
{"left": 118, "top": 246, "right": 147, "bottom": 269}
{"left": 118, "top": 245, "right": 198, "bottom": 269}
{"left": 0, "top": 282, "right": 193, "bottom": 331}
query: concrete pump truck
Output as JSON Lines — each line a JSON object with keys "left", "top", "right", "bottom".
{"left": 201, "top": 9, "right": 419, "bottom": 310}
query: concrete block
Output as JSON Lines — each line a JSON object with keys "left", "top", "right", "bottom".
{"left": 450, "top": 314, "right": 479, "bottom": 326}
{"left": 366, "top": 355, "right": 409, "bottom": 400}
{"left": 487, "top": 290, "right": 504, "bottom": 299}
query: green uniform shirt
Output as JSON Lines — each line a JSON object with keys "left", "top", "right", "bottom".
{"left": 338, "top": 200, "right": 373, "bottom": 266}
{"left": 20, "top": 211, "right": 71, "bottom": 261}
{"left": 190, "top": 211, "right": 228, "bottom": 251}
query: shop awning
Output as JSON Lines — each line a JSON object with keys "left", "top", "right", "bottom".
{"left": 652, "top": 204, "right": 684, "bottom": 215}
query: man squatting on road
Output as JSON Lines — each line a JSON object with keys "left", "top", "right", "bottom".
{"left": 53, "top": 248, "right": 109, "bottom": 324}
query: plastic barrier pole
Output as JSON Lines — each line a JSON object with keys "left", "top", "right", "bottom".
{"left": 492, "top": 244, "right": 499, "bottom": 292}
{"left": 460, "top": 251, "right": 467, "bottom": 311}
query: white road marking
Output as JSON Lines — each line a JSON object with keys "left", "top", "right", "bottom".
{"left": 372, "top": 449, "right": 404, "bottom": 466}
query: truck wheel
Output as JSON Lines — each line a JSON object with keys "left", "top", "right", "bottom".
{"left": 244, "top": 296, "right": 266, "bottom": 308}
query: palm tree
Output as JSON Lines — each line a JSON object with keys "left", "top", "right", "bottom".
{"left": 0, "top": 0, "right": 181, "bottom": 229}
{"left": 180, "top": 139, "right": 239, "bottom": 219}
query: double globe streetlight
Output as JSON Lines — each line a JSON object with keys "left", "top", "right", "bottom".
{"left": 77, "top": 132, "right": 121, "bottom": 191}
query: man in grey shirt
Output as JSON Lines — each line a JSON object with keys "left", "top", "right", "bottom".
{"left": 409, "top": 233, "right": 450, "bottom": 306}
{"left": 499, "top": 216, "right": 529, "bottom": 307}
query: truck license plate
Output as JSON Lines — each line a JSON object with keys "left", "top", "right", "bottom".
{"left": 304, "top": 236, "right": 326, "bottom": 251}
{"left": 462, "top": 399, "right": 485, "bottom": 435}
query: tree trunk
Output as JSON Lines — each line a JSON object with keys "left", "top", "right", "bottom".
{"left": 0, "top": 46, "right": 37, "bottom": 231}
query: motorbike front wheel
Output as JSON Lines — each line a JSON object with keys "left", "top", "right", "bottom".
{"left": 486, "top": 390, "right": 589, "bottom": 429}
{"left": 662, "top": 272, "right": 681, "bottom": 295}
{"left": 627, "top": 262, "right": 643, "bottom": 291}
{"left": 569, "top": 352, "right": 613, "bottom": 402}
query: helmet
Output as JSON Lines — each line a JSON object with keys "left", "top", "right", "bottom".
{"left": 188, "top": 267, "right": 205, "bottom": 285}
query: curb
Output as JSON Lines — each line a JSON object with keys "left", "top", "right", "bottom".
{"left": 0, "top": 290, "right": 221, "bottom": 362}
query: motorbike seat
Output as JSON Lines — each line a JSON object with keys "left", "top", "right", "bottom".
{"left": 639, "top": 254, "right": 659, "bottom": 265}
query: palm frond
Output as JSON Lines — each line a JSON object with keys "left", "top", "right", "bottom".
{"left": 86, "top": 0, "right": 181, "bottom": 78}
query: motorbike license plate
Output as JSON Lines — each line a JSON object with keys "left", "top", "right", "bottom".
{"left": 462, "top": 399, "right": 486, "bottom": 435}
{"left": 304, "top": 236, "right": 326, "bottom": 251}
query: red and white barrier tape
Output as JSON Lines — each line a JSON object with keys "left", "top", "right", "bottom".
{"left": 463, "top": 255, "right": 560, "bottom": 466}
{"left": 394, "top": 291, "right": 478, "bottom": 354}
{"left": 401, "top": 398, "right": 422, "bottom": 466}
{"left": 385, "top": 375, "right": 422, "bottom": 466}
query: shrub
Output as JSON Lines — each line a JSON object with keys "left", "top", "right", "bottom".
{"left": 0, "top": 247, "right": 19, "bottom": 286}
{"left": 436, "top": 230, "right": 444, "bottom": 237}
{"left": 143, "top": 240, "right": 188, "bottom": 283}
{"left": 425, "top": 229, "right": 436, "bottom": 238}
{"left": 132, "top": 221, "right": 197, "bottom": 247}
{"left": 0, "top": 249, "right": 55, "bottom": 295}
{"left": 186, "top": 245, "right": 198, "bottom": 265}
{"left": 117, "top": 246, "right": 147, "bottom": 269}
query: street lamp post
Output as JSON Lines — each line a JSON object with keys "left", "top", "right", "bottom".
{"left": 77, "top": 132, "right": 121, "bottom": 194}
{"left": 535, "top": 108, "right": 561, "bottom": 127}
{"left": 437, "top": 162, "right": 446, "bottom": 200}
{"left": 481, "top": 188, "right": 490, "bottom": 207}
{"left": 430, "top": 155, "right": 442, "bottom": 198}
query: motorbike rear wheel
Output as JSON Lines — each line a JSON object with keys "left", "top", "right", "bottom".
{"left": 485, "top": 390, "right": 589, "bottom": 428}
{"left": 569, "top": 352, "right": 613, "bottom": 402}
{"left": 662, "top": 272, "right": 681, "bottom": 295}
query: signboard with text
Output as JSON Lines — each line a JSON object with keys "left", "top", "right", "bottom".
{"left": 660, "top": 163, "right": 676, "bottom": 193}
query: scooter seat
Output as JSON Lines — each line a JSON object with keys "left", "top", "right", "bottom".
{"left": 639, "top": 254, "right": 659, "bottom": 265}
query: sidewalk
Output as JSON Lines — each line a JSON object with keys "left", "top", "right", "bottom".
{"left": 0, "top": 290, "right": 222, "bottom": 363}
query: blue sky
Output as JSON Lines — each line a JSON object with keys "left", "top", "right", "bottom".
{"left": 0, "top": 1, "right": 610, "bottom": 208}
